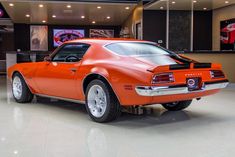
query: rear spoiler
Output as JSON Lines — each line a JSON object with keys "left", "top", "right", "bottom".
{"left": 147, "top": 63, "right": 222, "bottom": 73}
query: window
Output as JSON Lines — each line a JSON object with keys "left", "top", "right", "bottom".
{"left": 105, "top": 42, "right": 171, "bottom": 56}
{"left": 52, "top": 43, "right": 90, "bottom": 62}
{"left": 105, "top": 42, "right": 191, "bottom": 65}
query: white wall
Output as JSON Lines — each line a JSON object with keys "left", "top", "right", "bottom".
{"left": 213, "top": 4, "right": 235, "bottom": 50}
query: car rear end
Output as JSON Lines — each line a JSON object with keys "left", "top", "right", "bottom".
{"left": 135, "top": 62, "right": 229, "bottom": 104}
{"left": 104, "top": 41, "right": 229, "bottom": 106}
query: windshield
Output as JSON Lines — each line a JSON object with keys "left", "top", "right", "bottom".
{"left": 105, "top": 42, "right": 173, "bottom": 56}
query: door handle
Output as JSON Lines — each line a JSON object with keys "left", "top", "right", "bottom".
{"left": 70, "top": 68, "right": 77, "bottom": 73}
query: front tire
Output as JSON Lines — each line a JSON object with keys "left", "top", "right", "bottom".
{"left": 12, "top": 73, "right": 34, "bottom": 103}
{"left": 162, "top": 100, "right": 192, "bottom": 111}
{"left": 85, "top": 79, "right": 120, "bottom": 123}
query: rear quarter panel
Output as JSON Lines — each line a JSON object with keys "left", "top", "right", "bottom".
{"left": 78, "top": 45, "right": 155, "bottom": 105}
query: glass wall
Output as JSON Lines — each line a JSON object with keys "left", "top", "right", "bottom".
{"left": 144, "top": 0, "right": 213, "bottom": 52}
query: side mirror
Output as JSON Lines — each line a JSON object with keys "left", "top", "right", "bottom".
{"left": 44, "top": 56, "right": 51, "bottom": 62}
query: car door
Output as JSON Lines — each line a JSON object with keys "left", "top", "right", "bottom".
{"left": 34, "top": 43, "right": 90, "bottom": 99}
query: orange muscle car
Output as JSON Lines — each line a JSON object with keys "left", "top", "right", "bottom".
{"left": 8, "top": 39, "right": 229, "bottom": 122}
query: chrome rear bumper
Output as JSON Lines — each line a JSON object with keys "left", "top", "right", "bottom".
{"left": 135, "top": 81, "right": 229, "bottom": 96}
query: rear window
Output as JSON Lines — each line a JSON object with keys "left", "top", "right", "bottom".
{"left": 105, "top": 42, "right": 171, "bottom": 56}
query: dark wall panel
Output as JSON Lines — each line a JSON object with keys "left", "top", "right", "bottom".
{"left": 0, "top": 33, "right": 14, "bottom": 60}
{"left": 14, "top": 24, "right": 121, "bottom": 51}
{"left": 143, "top": 10, "right": 212, "bottom": 51}
{"left": 169, "top": 11, "right": 191, "bottom": 51}
{"left": 193, "top": 11, "right": 212, "bottom": 50}
{"left": 143, "top": 10, "right": 166, "bottom": 47}
{"left": 14, "top": 24, "right": 30, "bottom": 51}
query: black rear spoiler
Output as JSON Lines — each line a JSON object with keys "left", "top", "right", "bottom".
{"left": 170, "top": 63, "right": 212, "bottom": 70}
{"left": 148, "top": 63, "right": 221, "bottom": 73}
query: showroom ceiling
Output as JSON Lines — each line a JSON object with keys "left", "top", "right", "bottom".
{"left": 145, "top": 0, "right": 235, "bottom": 10}
{"left": 1, "top": 1, "right": 136, "bottom": 25}
{"left": 1, "top": 0, "right": 139, "bottom": 3}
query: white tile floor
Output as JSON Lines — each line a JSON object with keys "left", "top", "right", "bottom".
{"left": 0, "top": 75, "right": 235, "bottom": 157}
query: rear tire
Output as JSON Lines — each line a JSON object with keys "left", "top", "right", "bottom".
{"left": 85, "top": 79, "right": 120, "bottom": 123}
{"left": 12, "top": 73, "right": 34, "bottom": 103}
{"left": 162, "top": 100, "right": 192, "bottom": 111}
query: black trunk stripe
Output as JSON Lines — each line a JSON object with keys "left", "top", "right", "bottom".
{"left": 169, "top": 64, "right": 190, "bottom": 70}
{"left": 169, "top": 63, "right": 212, "bottom": 70}
{"left": 194, "top": 63, "right": 212, "bottom": 69}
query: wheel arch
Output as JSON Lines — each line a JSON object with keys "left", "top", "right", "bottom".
{"left": 82, "top": 73, "right": 121, "bottom": 104}
{"left": 11, "top": 70, "right": 34, "bottom": 94}
{"left": 12, "top": 70, "right": 21, "bottom": 79}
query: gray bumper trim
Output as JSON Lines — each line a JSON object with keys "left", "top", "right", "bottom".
{"left": 135, "top": 82, "right": 229, "bottom": 96}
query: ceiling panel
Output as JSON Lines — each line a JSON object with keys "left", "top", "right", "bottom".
{"left": 0, "top": 1, "right": 136, "bottom": 25}
{"left": 145, "top": 0, "right": 235, "bottom": 11}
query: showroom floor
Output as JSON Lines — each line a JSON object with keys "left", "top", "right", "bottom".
{"left": 0, "top": 75, "right": 235, "bottom": 157}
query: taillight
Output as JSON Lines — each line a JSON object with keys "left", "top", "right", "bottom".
{"left": 152, "top": 73, "right": 174, "bottom": 84}
{"left": 210, "top": 70, "right": 225, "bottom": 79}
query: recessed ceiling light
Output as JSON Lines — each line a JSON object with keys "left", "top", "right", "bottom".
{"left": 106, "top": 16, "right": 111, "bottom": 19}
{"left": 42, "top": 20, "right": 46, "bottom": 23}
{"left": 67, "top": 5, "right": 71, "bottom": 8}
{"left": 52, "top": 15, "right": 56, "bottom": 18}
{"left": 125, "top": 7, "right": 130, "bottom": 10}
{"left": 160, "top": 6, "right": 164, "bottom": 9}
{"left": 39, "top": 4, "right": 44, "bottom": 8}
{"left": 97, "top": 6, "right": 102, "bottom": 9}
{"left": 92, "top": 21, "right": 96, "bottom": 24}
{"left": 172, "top": 1, "right": 176, "bottom": 4}
{"left": 203, "top": 7, "right": 207, "bottom": 10}
{"left": 81, "top": 16, "right": 85, "bottom": 19}
{"left": 25, "top": 14, "right": 30, "bottom": 17}
{"left": 9, "top": 3, "right": 14, "bottom": 7}
{"left": 193, "top": 0, "right": 197, "bottom": 3}
{"left": 225, "top": 1, "right": 229, "bottom": 4}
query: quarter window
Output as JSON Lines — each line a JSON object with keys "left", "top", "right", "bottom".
{"left": 52, "top": 43, "right": 90, "bottom": 62}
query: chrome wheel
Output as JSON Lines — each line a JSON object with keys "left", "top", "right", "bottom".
{"left": 12, "top": 76, "right": 23, "bottom": 100}
{"left": 87, "top": 85, "right": 107, "bottom": 118}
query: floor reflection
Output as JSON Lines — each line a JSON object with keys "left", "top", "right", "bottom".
{"left": 87, "top": 127, "right": 108, "bottom": 157}
{"left": 122, "top": 106, "right": 190, "bottom": 124}
{"left": 27, "top": 95, "right": 191, "bottom": 125}
{"left": 1, "top": 75, "right": 235, "bottom": 157}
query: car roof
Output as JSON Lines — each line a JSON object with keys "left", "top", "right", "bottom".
{"left": 66, "top": 38, "right": 155, "bottom": 45}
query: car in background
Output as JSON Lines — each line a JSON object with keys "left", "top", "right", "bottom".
{"left": 8, "top": 39, "right": 229, "bottom": 122}
{"left": 221, "top": 23, "right": 235, "bottom": 44}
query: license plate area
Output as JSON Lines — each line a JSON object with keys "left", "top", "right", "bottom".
{"left": 187, "top": 77, "right": 202, "bottom": 91}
